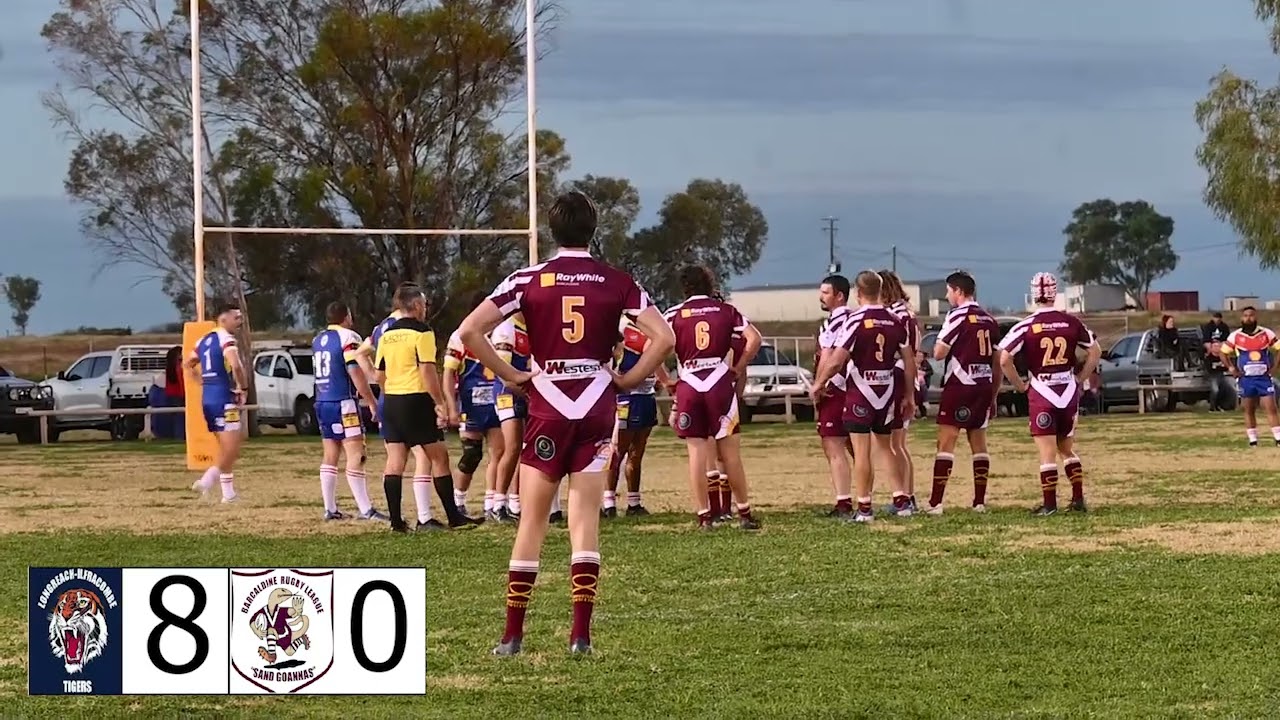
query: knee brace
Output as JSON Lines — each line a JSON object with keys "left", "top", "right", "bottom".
{"left": 458, "top": 438, "right": 484, "bottom": 474}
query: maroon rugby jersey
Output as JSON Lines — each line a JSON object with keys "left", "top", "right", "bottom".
{"left": 888, "top": 300, "right": 921, "bottom": 371}
{"left": 664, "top": 295, "right": 747, "bottom": 391}
{"left": 838, "top": 304, "right": 908, "bottom": 408}
{"left": 997, "top": 309, "right": 1094, "bottom": 408}
{"left": 817, "top": 305, "right": 853, "bottom": 389}
{"left": 935, "top": 301, "right": 998, "bottom": 388}
{"left": 487, "top": 249, "right": 651, "bottom": 420}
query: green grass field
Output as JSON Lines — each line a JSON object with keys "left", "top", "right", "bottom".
{"left": 3, "top": 413, "right": 1280, "bottom": 718}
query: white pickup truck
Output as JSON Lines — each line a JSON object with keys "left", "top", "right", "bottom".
{"left": 252, "top": 345, "right": 380, "bottom": 435}
{"left": 42, "top": 345, "right": 174, "bottom": 441}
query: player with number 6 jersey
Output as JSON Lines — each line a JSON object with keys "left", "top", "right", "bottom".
{"left": 665, "top": 265, "right": 763, "bottom": 531}
{"left": 996, "top": 272, "right": 1100, "bottom": 516}
{"left": 927, "top": 271, "right": 1000, "bottom": 515}
{"left": 457, "top": 191, "right": 674, "bottom": 657}
{"left": 186, "top": 303, "right": 247, "bottom": 504}
{"left": 312, "top": 302, "right": 385, "bottom": 522}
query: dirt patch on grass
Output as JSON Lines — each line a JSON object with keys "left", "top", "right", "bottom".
{"left": 431, "top": 674, "right": 490, "bottom": 690}
{"left": 0, "top": 413, "right": 1271, "bottom": 535}
{"left": 1112, "top": 519, "right": 1280, "bottom": 555}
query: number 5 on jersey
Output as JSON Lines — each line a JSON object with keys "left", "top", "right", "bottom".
{"left": 562, "top": 296, "right": 585, "bottom": 343}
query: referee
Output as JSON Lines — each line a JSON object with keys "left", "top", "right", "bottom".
{"left": 374, "top": 285, "right": 475, "bottom": 532}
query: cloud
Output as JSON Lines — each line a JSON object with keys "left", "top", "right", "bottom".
{"left": 539, "top": 28, "right": 1274, "bottom": 112}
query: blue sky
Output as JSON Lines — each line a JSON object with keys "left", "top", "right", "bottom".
{"left": 0, "top": 0, "right": 1276, "bottom": 333}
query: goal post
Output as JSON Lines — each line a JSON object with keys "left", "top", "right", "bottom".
{"left": 183, "top": 0, "right": 541, "bottom": 469}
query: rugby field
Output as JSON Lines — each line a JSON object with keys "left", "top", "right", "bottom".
{"left": 2, "top": 412, "right": 1280, "bottom": 718}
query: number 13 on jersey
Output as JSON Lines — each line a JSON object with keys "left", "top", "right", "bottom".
{"left": 29, "top": 567, "right": 426, "bottom": 696}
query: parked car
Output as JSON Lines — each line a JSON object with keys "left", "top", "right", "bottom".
{"left": 252, "top": 346, "right": 379, "bottom": 435}
{"left": 0, "top": 364, "right": 54, "bottom": 444}
{"left": 1098, "top": 328, "right": 1217, "bottom": 412}
{"left": 42, "top": 345, "right": 172, "bottom": 441}
{"left": 740, "top": 343, "right": 814, "bottom": 422}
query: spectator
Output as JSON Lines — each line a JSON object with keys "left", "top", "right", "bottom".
{"left": 1201, "top": 311, "right": 1233, "bottom": 411}
{"left": 163, "top": 345, "right": 185, "bottom": 404}
{"left": 914, "top": 350, "right": 931, "bottom": 417}
{"left": 1157, "top": 315, "right": 1185, "bottom": 370}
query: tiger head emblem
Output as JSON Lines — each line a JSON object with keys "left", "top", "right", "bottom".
{"left": 47, "top": 589, "right": 108, "bottom": 674}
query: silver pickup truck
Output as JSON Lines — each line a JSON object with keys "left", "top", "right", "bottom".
{"left": 1098, "top": 328, "right": 1221, "bottom": 412}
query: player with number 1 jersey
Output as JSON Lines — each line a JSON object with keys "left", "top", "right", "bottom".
{"left": 187, "top": 303, "right": 247, "bottom": 504}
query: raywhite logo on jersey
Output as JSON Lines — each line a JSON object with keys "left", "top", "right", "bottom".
{"left": 540, "top": 272, "right": 606, "bottom": 286}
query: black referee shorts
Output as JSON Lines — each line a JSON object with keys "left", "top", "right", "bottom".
{"left": 381, "top": 393, "right": 445, "bottom": 447}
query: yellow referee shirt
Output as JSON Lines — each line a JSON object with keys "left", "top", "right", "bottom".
{"left": 375, "top": 318, "right": 438, "bottom": 395}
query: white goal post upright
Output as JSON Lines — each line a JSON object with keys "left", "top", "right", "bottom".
{"left": 189, "top": 0, "right": 541, "bottom": 322}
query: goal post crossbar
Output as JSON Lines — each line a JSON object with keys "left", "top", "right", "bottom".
{"left": 189, "top": 0, "right": 540, "bottom": 322}
{"left": 201, "top": 227, "right": 533, "bottom": 236}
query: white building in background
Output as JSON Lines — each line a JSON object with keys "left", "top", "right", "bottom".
{"left": 728, "top": 279, "right": 951, "bottom": 323}
{"left": 1224, "top": 295, "right": 1259, "bottom": 311}
{"left": 1023, "top": 283, "right": 1135, "bottom": 313}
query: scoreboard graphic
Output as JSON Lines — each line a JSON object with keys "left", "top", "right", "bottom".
{"left": 28, "top": 567, "right": 426, "bottom": 696}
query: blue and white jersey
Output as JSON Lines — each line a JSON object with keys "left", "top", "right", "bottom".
{"left": 313, "top": 325, "right": 363, "bottom": 402}
{"left": 193, "top": 328, "right": 237, "bottom": 405}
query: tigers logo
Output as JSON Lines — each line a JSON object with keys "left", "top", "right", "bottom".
{"left": 1035, "top": 412, "right": 1053, "bottom": 429}
{"left": 231, "top": 569, "right": 334, "bottom": 694}
{"left": 534, "top": 435, "right": 556, "bottom": 461}
{"left": 48, "top": 588, "right": 108, "bottom": 675}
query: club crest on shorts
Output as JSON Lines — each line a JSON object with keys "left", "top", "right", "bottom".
{"left": 955, "top": 406, "right": 970, "bottom": 422}
{"left": 853, "top": 404, "right": 869, "bottom": 418}
{"left": 534, "top": 435, "right": 556, "bottom": 461}
{"left": 231, "top": 569, "right": 334, "bottom": 694}
{"left": 1035, "top": 411, "right": 1053, "bottom": 429}
{"left": 677, "top": 412, "right": 691, "bottom": 430}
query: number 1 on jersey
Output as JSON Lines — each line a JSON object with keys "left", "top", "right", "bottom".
{"left": 562, "top": 296, "right": 585, "bottom": 343}
{"left": 977, "top": 328, "right": 992, "bottom": 357}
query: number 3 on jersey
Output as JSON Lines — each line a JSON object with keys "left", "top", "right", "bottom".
{"left": 562, "top": 296, "right": 585, "bottom": 343}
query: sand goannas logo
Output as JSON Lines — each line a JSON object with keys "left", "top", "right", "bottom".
{"left": 231, "top": 569, "right": 334, "bottom": 693}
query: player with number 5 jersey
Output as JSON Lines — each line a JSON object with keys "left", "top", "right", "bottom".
{"left": 996, "top": 272, "right": 1101, "bottom": 516}
{"left": 457, "top": 191, "right": 674, "bottom": 657}
{"left": 185, "top": 303, "right": 247, "bottom": 504}
{"left": 311, "top": 302, "right": 385, "bottom": 523}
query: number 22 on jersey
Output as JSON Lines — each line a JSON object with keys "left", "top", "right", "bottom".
{"left": 1040, "top": 336, "right": 1068, "bottom": 366}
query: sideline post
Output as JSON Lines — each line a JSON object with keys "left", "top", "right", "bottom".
{"left": 183, "top": 321, "right": 218, "bottom": 470}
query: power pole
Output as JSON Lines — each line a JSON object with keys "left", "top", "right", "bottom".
{"left": 823, "top": 216, "right": 839, "bottom": 274}
{"left": 891, "top": 244, "right": 897, "bottom": 273}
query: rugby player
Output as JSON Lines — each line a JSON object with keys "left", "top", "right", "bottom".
{"left": 665, "top": 265, "right": 763, "bottom": 530}
{"left": 814, "top": 274, "right": 856, "bottom": 516}
{"left": 881, "top": 270, "right": 921, "bottom": 515}
{"left": 811, "top": 271, "right": 916, "bottom": 522}
{"left": 443, "top": 290, "right": 503, "bottom": 519}
{"left": 995, "top": 272, "right": 1100, "bottom": 515}
{"left": 1219, "top": 305, "right": 1280, "bottom": 446}
{"left": 312, "top": 301, "right": 386, "bottom": 521}
{"left": 375, "top": 286, "right": 475, "bottom": 532}
{"left": 602, "top": 317, "right": 671, "bottom": 518}
{"left": 187, "top": 303, "right": 247, "bottom": 503}
{"left": 458, "top": 190, "right": 674, "bottom": 656}
{"left": 490, "top": 313, "right": 530, "bottom": 522}
{"left": 926, "top": 271, "right": 1000, "bottom": 515}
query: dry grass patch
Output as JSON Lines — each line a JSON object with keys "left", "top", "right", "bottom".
{"left": 1112, "top": 519, "right": 1280, "bottom": 555}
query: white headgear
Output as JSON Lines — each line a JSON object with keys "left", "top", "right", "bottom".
{"left": 1030, "top": 272, "right": 1058, "bottom": 303}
